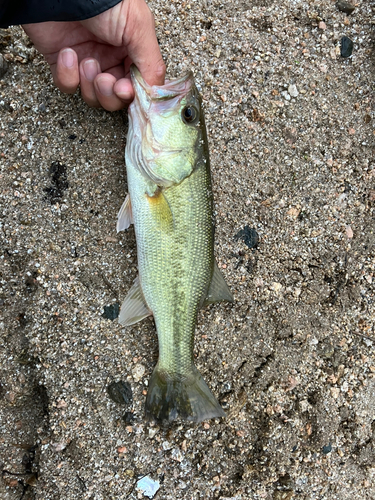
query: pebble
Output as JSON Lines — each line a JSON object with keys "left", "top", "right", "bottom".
{"left": 136, "top": 476, "right": 160, "bottom": 498}
{"left": 102, "top": 303, "right": 120, "bottom": 320}
{"left": 234, "top": 226, "right": 259, "bottom": 249}
{"left": 288, "top": 84, "right": 299, "bottom": 98}
{"left": 336, "top": 0, "right": 355, "bottom": 15}
{"left": 346, "top": 226, "right": 353, "bottom": 239}
{"left": 107, "top": 380, "right": 132, "bottom": 405}
{"left": 132, "top": 363, "right": 146, "bottom": 382}
{"left": 322, "top": 443, "right": 332, "bottom": 454}
{"left": 341, "top": 36, "right": 354, "bottom": 57}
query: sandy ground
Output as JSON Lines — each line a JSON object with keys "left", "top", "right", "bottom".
{"left": 0, "top": 0, "right": 374, "bottom": 498}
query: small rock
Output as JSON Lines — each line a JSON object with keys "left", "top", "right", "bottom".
{"left": 148, "top": 427, "right": 159, "bottom": 438}
{"left": 136, "top": 476, "right": 160, "bottom": 498}
{"left": 287, "top": 207, "right": 300, "bottom": 218}
{"left": 107, "top": 380, "right": 132, "bottom": 405}
{"left": 102, "top": 303, "right": 120, "bottom": 321}
{"left": 319, "top": 342, "right": 335, "bottom": 359}
{"left": 281, "top": 90, "right": 291, "bottom": 101}
{"left": 341, "top": 36, "right": 353, "bottom": 58}
{"left": 52, "top": 441, "right": 68, "bottom": 452}
{"left": 162, "top": 440, "right": 173, "bottom": 450}
{"left": 336, "top": 0, "right": 355, "bottom": 15}
{"left": 318, "top": 21, "right": 327, "bottom": 30}
{"left": 288, "top": 84, "right": 298, "bottom": 98}
{"left": 132, "top": 363, "right": 145, "bottom": 382}
{"left": 171, "top": 447, "right": 184, "bottom": 462}
{"left": 346, "top": 226, "right": 353, "bottom": 239}
{"left": 271, "top": 282, "right": 283, "bottom": 294}
{"left": 322, "top": 443, "right": 332, "bottom": 454}
{"left": 234, "top": 226, "right": 259, "bottom": 249}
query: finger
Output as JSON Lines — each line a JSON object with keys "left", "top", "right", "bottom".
{"left": 94, "top": 74, "right": 128, "bottom": 111}
{"left": 54, "top": 48, "right": 80, "bottom": 94}
{"left": 80, "top": 58, "right": 101, "bottom": 107}
{"left": 114, "top": 76, "right": 134, "bottom": 103}
{"left": 125, "top": 0, "right": 166, "bottom": 87}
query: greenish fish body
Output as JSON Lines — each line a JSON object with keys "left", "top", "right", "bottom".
{"left": 117, "top": 66, "right": 233, "bottom": 423}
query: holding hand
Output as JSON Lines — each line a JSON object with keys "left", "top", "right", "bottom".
{"left": 22, "top": 0, "right": 165, "bottom": 111}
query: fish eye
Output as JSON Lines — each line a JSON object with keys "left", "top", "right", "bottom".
{"left": 181, "top": 105, "right": 199, "bottom": 125}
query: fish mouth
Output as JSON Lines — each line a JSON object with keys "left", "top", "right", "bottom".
{"left": 130, "top": 65, "right": 194, "bottom": 103}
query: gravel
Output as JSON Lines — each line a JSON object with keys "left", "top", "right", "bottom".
{"left": 0, "top": 0, "right": 374, "bottom": 498}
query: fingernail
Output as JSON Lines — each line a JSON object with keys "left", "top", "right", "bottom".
{"left": 83, "top": 59, "right": 99, "bottom": 82}
{"left": 96, "top": 76, "right": 113, "bottom": 97}
{"left": 61, "top": 49, "right": 75, "bottom": 69}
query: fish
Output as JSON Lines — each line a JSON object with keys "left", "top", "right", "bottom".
{"left": 117, "top": 65, "right": 233, "bottom": 423}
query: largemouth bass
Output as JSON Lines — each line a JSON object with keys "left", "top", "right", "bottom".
{"left": 117, "top": 66, "right": 233, "bottom": 423}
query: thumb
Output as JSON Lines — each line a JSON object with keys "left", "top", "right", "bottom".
{"left": 124, "top": 0, "right": 165, "bottom": 87}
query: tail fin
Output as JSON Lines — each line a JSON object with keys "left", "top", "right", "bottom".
{"left": 145, "top": 365, "right": 225, "bottom": 423}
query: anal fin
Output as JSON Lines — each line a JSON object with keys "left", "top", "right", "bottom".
{"left": 117, "top": 193, "right": 133, "bottom": 232}
{"left": 204, "top": 260, "right": 234, "bottom": 306}
{"left": 119, "top": 276, "right": 152, "bottom": 326}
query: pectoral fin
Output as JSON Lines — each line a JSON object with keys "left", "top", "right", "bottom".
{"left": 119, "top": 276, "right": 152, "bottom": 326}
{"left": 117, "top": 194, "right": 133, "bottom": 232}
{"left": 146, "top": 190, "right": 173, "bottom": 232}
{"left": 204, "top": 261, "right": 234, "bottom": 306}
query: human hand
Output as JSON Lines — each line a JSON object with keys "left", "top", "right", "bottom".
{"left": 22, "top": 0, "right": 165, "bottom": 111}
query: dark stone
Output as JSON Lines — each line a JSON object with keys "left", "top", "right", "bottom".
{"left": 34, "top": 384, "right": 49, "bottom": 417}
{"left": 102, "top": 303, "right": 120, "bottom": 321}
{"left": 107, "top": 380, "right": 132, "bottom": 405}
{"left": 44, "top": 162, "right": 69, "bottom": 204}
{"left": 341, "top": 36, "right": 353, "bottom": 58}
{"left": 235, "top": 226, "right": 259, "bottom": 249}
{"left": 322, "top": 443, "right": 332, "bottom": 454}
{"left": 122, "top": 411, "right": 135, "bottom": 424}
{"left": 336, "top": 0, "right": 355, "bottom": 15}
{"left": 68, "top": 134, "right": 77, "bottom": 140}
{"left": 25, "top": 272, "right": 39, "bottom": 293}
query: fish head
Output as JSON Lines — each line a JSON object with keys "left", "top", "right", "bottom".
{"left": 129, "top": 65, "right": 204, "bottom": 188}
